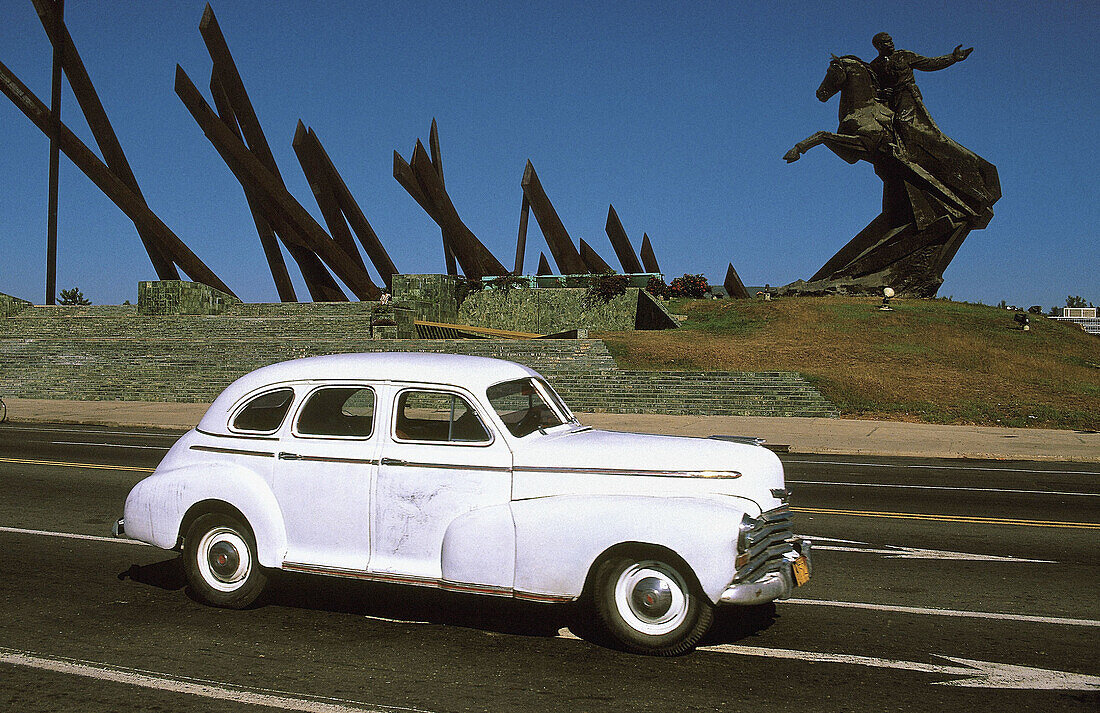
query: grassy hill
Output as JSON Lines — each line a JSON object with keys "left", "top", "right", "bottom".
{"left": 598, "top": 297, "right": 1100, "bottom": 430}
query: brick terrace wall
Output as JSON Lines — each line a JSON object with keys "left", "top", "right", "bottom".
{"left": 458, "top": 287, "right": 641, "bottom": 332}
{"left": 392, "top": 275, "right": 678, "bottom": 332}
{"left": 138, "top": 281, "right": 241, "bottom": 315}
{"left": 546, "top": 371, "right": 837, "bottom": 417}
{"left": 392, "top": 274, "right": 460, "bottom": 323}
{"left": 0, "top": 303, "right": 836, "bottom": 416}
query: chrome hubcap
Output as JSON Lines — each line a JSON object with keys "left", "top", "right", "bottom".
{"left": 613, "top": 560, "right": 690, "bottom": 636}
{"left": 631, "top": 577, "right": 673, "bottom": 618}
{"left": 196, "top": 527, "right": 251, "bottom": 592}
{"left": 208, "top": 541, "right": 241, "bottom": 581}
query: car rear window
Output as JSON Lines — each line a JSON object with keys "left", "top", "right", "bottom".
{"left": 232, "top": 388, "right": 294, "bottom": 433}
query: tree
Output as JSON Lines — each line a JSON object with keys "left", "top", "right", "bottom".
{"left": 58, "top": 287, "right": 91, "bottom": 305}
{"left": 1066, "top": 295, "right": 1089, "bottom": 308}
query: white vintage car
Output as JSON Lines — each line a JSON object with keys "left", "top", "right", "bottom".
{"left": 115, "top": 353, "right": 810, "bottom": 655}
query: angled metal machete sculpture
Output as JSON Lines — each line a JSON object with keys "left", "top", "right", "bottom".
{"left": 198, "top": 4, "right": 353, "bottom": 301}
{"left": 579, "top": 238, "right": 615, "bottom": 274}
{"left": 175, "top": 66, "right": 380, "bottom": 300}
{"left": 392, "top": 131, "right": 508, "bottom": 280}
{"left": 293, "top": 123, "right": 399, "bottom": 292}
{"left": 604, "top": 205, "right": 644, "bottom": 274}
{"left": 520, "top": 161, "right": 586, "bottom": 275}
{"left": 639, "top": 233, "right": 661, "bottom": 274}
{"left": 0, "top": 58, "right": 234, "bottom": 296}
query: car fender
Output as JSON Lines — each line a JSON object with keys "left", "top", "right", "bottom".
{"left": 123, "top": 463, "right": 287, "bottom": 568}
{"left": 511, "top": 494, "right": 746, "bottom": 603}
{"left": 440, "top": 503, "right": 515, "bottom": 591}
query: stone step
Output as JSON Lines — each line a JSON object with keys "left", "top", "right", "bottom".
{"left": 0, "top": 307, "right": 837, "bottom": 417}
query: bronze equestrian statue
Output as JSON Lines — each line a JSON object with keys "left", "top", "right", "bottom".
{"left": 784, "top": 34, "right": 1000, "bottom": 297}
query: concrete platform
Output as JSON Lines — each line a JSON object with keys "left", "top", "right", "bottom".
{"left": 3, "top": 397, "right": 1097, "bottom": 462}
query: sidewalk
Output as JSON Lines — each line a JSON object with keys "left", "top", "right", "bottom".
{"left": 3, "top": 397, "right": 1098, "bottom": 463}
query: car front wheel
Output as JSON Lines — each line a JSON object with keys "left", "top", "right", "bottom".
{"left": 592, "top": 555, "right": 714, "bottom": 655}
{"left": 184, "top": 513, "right": 267, "bottom": 609}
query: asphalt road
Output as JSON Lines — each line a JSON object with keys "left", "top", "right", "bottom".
{"left": 1, "top": 423, "right": 1097, "bottom": 712}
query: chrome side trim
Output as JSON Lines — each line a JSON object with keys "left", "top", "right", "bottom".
{"left": 189, "top": 444, "right": 275, "bottom": 458}
{"left": 280, "top": 454, "right": 379, "bottom": 466}
{"left": 281, "top": 561, "right": 564, "bottom": 600}
{"left": 379, "top": 460, "right": 511, "bottom": 473}
{"left": 513, "top": 590, "right": 574, "bottom": 603}
{"left": 512, "top": 465, "right": 741, "bottom": 479}
{"left": 195, "top": 428, "right": 279, "bottom": 441}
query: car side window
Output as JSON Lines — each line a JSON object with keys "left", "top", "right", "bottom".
{"left": 296, "top": 386, "right": 375, "bottom": 438}
{"left": 232, "top": 388, "right": 294, "bottom": 433}
{"left": 394, "top": 390, "right": 490, "bottom": 443}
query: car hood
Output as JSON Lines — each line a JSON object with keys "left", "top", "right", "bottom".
{"left": 511, "top": 428, "right": 786, "bottom": 512}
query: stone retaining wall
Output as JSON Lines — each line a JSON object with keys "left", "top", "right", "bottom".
{"left": 138, "top": 280, "right": 240, "bottom": 315}
{"left": 0, "top": 302, "right": 836, "bottom": 416}
{"left": 458, "top": 287, "right": 677, "bottom": 332}
{"left": 548, "top": 371, "right": 837, "bottom": 417}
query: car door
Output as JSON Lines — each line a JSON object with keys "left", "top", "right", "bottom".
{"left": 371, "top": 383, "right": 513, "bottom": 583}
{"left": 274, "top": 383, "right": 380, "bottom": 571}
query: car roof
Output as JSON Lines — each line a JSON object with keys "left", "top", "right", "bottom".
{"left": 197, "top": 352, "right": 543, "bottom": 433}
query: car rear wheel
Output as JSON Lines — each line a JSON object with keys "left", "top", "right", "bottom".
{"left": 592, "top": 555, "right": 713, "bottom": 655}
{"left": 184, "top": 513, "right": 267, "bottom": 608}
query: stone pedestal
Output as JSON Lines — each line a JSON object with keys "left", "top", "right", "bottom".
{"left": 138, "top": 281, "right": 241, "bottom": 315}
{"left": 0, "top": 292, "right": 33, "bottom": 318}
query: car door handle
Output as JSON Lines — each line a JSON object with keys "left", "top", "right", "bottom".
{"left": 278, "top": 452, "right": 302, "bottom": 460}
{"left": 380, "top": 457, "right": 407, "bottom": 466}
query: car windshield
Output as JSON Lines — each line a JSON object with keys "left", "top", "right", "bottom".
{"left": 487, "top": 378, "right": 567, "bottom": 437}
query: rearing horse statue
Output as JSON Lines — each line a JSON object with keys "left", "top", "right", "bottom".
{"left": 784, "top": 55, "right": 896, "bottom": 166}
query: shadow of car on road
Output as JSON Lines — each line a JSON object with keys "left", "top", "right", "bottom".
{"left": 119, "top": 557, "right": 777, "bottom": 653}
{"left": 118, "top": 557, "right": 187, "bottom": 591}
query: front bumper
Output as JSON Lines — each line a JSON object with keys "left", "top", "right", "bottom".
{"left": 719, "top": 537, "right": 811, "bottom": 606}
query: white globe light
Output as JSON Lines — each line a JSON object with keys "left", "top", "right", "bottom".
{"left": 883, "top": 287, "right": 895, "bottom": 298}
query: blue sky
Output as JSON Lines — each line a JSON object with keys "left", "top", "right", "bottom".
{"left": 0, "top": 1, "right": 1096, "bottom": 308}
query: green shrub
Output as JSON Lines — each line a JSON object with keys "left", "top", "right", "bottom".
{"left": 646, "top": 276, "right": 668, "bottom": 298}
{"left": 666, "top": 273, "right": 709, "bottom": 298}
{"left": 586, "top": 274, "right": 629, "bottom": 304}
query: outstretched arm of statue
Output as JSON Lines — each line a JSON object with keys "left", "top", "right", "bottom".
{"left": 907, "top": 45, "right": 972, "bottom": 72}
{"left": 952, "top": 45, "right": 974, "bottom": 61}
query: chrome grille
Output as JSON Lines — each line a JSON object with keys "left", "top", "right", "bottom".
{"left": 735, "top": 505, "right": 796, "bottom": 582}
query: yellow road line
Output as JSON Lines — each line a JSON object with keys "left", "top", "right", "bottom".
{"left": 0, "top": 456, "right": 154, "bottom": 473}
{"left": 791, "top": 506, "right": 1100, "bottom": 530}
{"left": 3, "top": 457, "right": 1096, "bottom": 530}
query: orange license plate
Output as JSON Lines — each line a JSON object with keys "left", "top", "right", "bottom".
{"left": 792, "top": 556, "right": 810, "bottom": 586}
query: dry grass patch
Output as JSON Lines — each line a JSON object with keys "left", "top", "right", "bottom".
{"left": 599, "top": 297, "right": 1100, "bottom": 430}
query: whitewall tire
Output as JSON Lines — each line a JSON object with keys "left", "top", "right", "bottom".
{"left": 184, "top": 513, "right": 267, "bottom": 608}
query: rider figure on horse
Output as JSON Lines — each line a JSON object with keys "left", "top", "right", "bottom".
{"left": 869, "top": 32, "right": 973, "bottom": 136}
